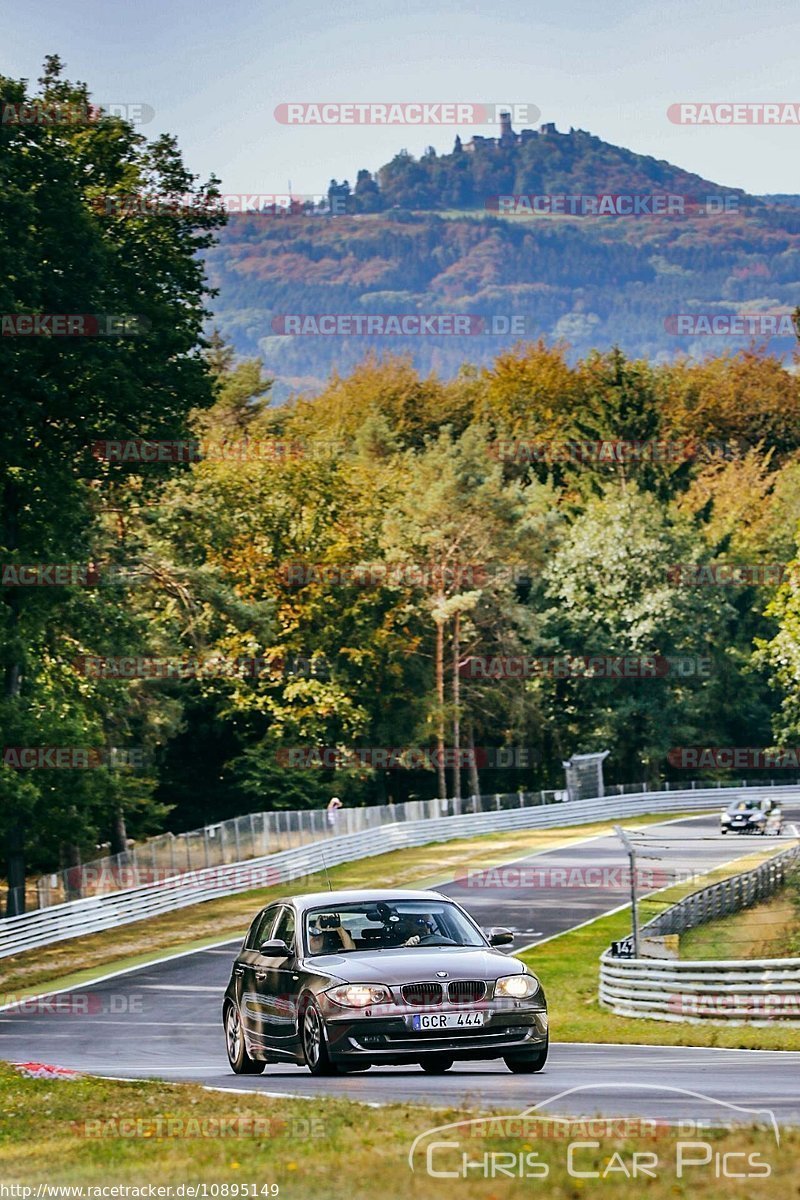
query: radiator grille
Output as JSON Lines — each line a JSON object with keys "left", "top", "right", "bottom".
{"left": 401, "top": 982, "right": 443, "bottom": 1006}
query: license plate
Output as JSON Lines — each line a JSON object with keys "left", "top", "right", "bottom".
{"left": 411, "top": 1011, "right": 485, "bottom": 1031}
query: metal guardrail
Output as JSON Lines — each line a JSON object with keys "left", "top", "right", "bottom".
{"left": 599, "top": 844, "right": 800, "bottom": 1023}
{"left": 4, "top": 783, "right": 800, "bottom": 960}
{"left": 599, "top": 955, "right": 800, "bottom": 1023}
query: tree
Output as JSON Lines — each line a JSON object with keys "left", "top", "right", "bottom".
{"left": 380, "top": 426, "right": 552, "bottom": 798}
{"left": 536, "top": 486, "right": 741, "bottom": 781}
{"left": 0, "top": 59, "right": 223, "bottom": 911}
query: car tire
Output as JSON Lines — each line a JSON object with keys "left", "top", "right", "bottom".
{"left": 225, "top": 1002, "right": 265, "bottom": 1075}
{"left": 504, "top": 1040, "right": 548, "bottom": 1074}
{"left": 302, "top": 1000, "right": 337, "bottom": 1076}
{"left": 420, "top": 1056, "right": 454, "bottom": 1074}
{"left": 720, "top": 828, "right": 727, "bottom": 835}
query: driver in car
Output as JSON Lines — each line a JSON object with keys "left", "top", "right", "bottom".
{"left": 398, "top": 913, "right": 436, "bottom": 946}
{"left": 307, "top": 914, "right": 355, "bottom": 955}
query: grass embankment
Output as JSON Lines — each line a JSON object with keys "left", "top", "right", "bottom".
{"left": 1, "top": 813, "right": 694, "bottom": 1002}
{"left": 0, "top": 1062, "right": 795, "bottom": 1194}
{"left": 522, "top": 846, "right": 800, "bottom": 1051}
{"left": 679, "top": 892, "right": 799, "bottom": 960}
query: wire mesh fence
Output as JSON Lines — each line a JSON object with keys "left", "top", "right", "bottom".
{"left": 30, "top": 788, "right": 569, "bottom": 909}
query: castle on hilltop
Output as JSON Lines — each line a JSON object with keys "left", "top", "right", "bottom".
{"left": 459, "top": 113, "right": 565, "bottom": 153}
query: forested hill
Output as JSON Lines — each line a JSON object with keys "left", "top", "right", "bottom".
{"left": 350, "top": 123, "right": 748, "bottom": 213}
{"left": 204, "top": 125, "right": 800, "bottom": 398}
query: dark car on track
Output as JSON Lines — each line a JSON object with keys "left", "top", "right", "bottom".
{"left": 720, "top": 796, "right": 782, "bottom": 835}
{"left": 222, "top": 888, "right": 548, "bottom": 1076}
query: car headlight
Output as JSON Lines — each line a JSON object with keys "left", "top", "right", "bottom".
{"left": 721, "top": 814, "right": 731, "bottom": 823}
{"left": 324, "top": 984, "right": 391, "bottom": 1008}
{"left": 753, "top": 812, "right": 766, "bottom": 821}
{"left": 495, "top": 973, "right": 540, "bottom": 999}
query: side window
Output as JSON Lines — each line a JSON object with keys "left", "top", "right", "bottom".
{"left": 247, "top": 905, "right": 279, "bottom": 950}
{"left": 272, "top": 906, "right": 296, "bottom": 953}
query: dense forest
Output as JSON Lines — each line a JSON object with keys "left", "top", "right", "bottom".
{"left": 5, "top": 62, "right": 800, "bottom": 913}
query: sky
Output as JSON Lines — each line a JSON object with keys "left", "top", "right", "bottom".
{"left": 3, "top": 0, "right": 800, "bottom": 197}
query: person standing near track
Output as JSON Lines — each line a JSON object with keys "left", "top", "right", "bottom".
{"left": 326, "top": 795, "right": 343, "bottom": 831}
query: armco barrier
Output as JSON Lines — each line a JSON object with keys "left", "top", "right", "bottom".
{"left": 599, "top": 843, "right": 800, "bottom": 1024}
{"left": 3, "top": 783, "right": 800, "bottom": 959}
{"left": 599, "top": 954, "right": 800, "bottom": 1024}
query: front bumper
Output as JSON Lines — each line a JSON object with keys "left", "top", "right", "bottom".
{"left": 320, "top": 1000, "right": 548, "bottom": 1063}
{"left": 722, "top": 818, "right": 764, "bottom": 833}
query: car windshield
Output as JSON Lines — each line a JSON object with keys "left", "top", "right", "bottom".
{"left": 728, "top": 801, "right": 759, "bottom": 813}
{"left": 303, "top": 900, "right": 486, "bottom": 955}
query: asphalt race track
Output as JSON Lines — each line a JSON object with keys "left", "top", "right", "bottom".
{"left": 3, "top": 810, "right": 800, "bottom": 1124}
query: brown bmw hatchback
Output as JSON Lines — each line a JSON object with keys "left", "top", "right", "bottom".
{"left": 223, "top": 888, "right": 548, "bottom": 1076}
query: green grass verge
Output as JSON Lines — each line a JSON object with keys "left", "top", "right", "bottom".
{"left": 522, "top": 847, "right": 800, "bottom": 1050}
{"left": 0, "top": 1061, "right": 796, "bottom": 1195}
{"left": 1, "top": 812, "right": 698, "bottom": 1002}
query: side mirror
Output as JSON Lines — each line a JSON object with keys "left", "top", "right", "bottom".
{"left": 260, "top": 938, "right": 291, "bottom": 958}
{"left": 487, "top": 927, "right": 514, "bottom": 947}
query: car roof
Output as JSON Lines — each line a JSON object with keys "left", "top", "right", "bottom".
{"left": 262, "top": 888, "right": 449, "bottom": 911}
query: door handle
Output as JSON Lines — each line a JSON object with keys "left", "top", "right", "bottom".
{"left": 255, "top": 970, "right": 268, "bottom": 982}
{"left": 234, "top": 966, "right": 244, "bottom": 976}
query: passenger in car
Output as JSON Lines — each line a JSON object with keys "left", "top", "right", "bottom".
{"left": 307, "top": 917, "right": 355, "bottom": 954}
